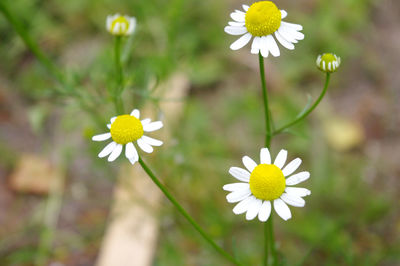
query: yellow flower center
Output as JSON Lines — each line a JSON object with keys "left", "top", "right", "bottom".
{"left": 249, "top": 164, "right": 286, "bottom": 201}
{"left": 245, "top": 1, "right": 282, "bottom": 37}
{"left": 110, "top": 115, "right": 143, "bottom": 144}
{"left": 111, "top": 16, "right": 129, "bottom": 33}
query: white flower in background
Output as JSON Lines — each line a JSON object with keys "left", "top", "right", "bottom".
{"left": 92, "top": 109, "right": 163, "bottom": 164}
{"left": 223, "top": 148, "right": 311, "bottom": 222}
{"left": 316, "top": 53, "right": 341, "bottom": 73}
{"left": 106, "top": 14, "right": 136, "bottom": 36}
{"left": 224, "top": 1, "right": 304, "bottom": 57}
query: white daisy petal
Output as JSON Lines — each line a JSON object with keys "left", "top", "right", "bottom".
{"left": 260, "top": 36, "right": 269, "bottom": 57}
{"left": 285, "top": 187, "right": 311, "bottom": 197}
{"left": 275, "top": 31, "right": 295, "bottom": 50}
{"left": 278, "top": 26, "right": 298, "bottom": 44}
{"left": 127, "top": 18, "right": 136, "bottom": 34}
{"left": 141, "top": 118, "right": 151, "bottom": 125}
{"left": 92, "top": 133, "right": 111, "bottom": 141}
{"left": 125, "top": 142, "right": 135, "bottom": 159}
{"left": 128, "top": 156, "right": 138, "bottom": 165}
{"left": 230, "top": 33, "right": 252, "bottom": 50}
{"left": 233, "top": 196, "right": 255, "bottom": 215}
{"left": 228, "top": 21, "right": 245, "bottom": 27}
{"left": 106, "top": 17, "right": 112, "bottom": 31}
{"left": 227, "top": 188, "right": 252, "bottom": 203}
{"left": 141, "top": 135, "right": 163, "bottom": 146}
{"left": 108, "top": 144, "right": 123, "bottom": 162}
{"left": 260, "top": 148, "right": 271, "bottom": 164}
{"left": 242, "top": 4, "right": 249, "bottom": 11}
{"left": 246, "top": 198, "right": 263, "bottom": 220}
{"left": 258, "top": 201, "right": 272, "bottom": 222}
{"left": 281, "top": 193, "right": 305, "bottom": 207}
{"left": 280, "top": 24, "right": 304, "bottom": 40}
{"left": 281, "top": 21, "right": 303, "bottom": 31}
{"left": 223, "top": 183, "right": 250, "bottom": 192}
{"left": 273, "top": 198, "right": 292, "bottom": 221}
{"left": 251, "top": 36, "right": 262, "bottom": 54}
{"left": 266, "top": 35, "right": 280, "bottom": 57}
{"left": 242, "top": 156, "right": 257, "bottom": 172}
{"left": 98, "top": 141, "right": 117, "bottom": 158}
{"left": 110, "top": 117, "right": 117, "bottom": 123}
{"left": 130, "top": 109, "right": 140, "bottom": 118}
{"left": 280, "top": 10, "right": 288, "bottom": 19}
{"left": 282, "top": 158, "right": 302, "bottom": 176}
{"left": 229, "top": 167, "right": 250, "bottom": 182}
{"left": 143, "top": 121, "right": 163, "bottom": 132}
{"left": 137, "top": 138, "right": 154, "bottom": 153}
{"left": 286, "top": 171, "right": 310, "bottom": 185}
{"left": 274, "top": 149, "right": 288, "bottom": 169}
{"left": 224, "top": 26, "right": 247, "bottom": 35}
{"left": 230, "top": 11, "right": 245, "bottom": 22}
{"left": 107, "top": 124, "right": 111, "bottom": 129}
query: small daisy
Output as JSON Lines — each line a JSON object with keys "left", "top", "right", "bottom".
{"left": 316, "top": 53, "right": 341, "bottom": 73}
{"left": 224, "top": 1, "right": 304, "bottom": 57}
{"left": 106, "top": 14, "right": 136, "bottom": 36}
{"left": 92, "top": 109, "right": 163, "bottom": 164}
{"left": 223, "top": 148, "right": 311, "bottom": 222}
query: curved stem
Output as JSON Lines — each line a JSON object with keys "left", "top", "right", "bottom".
{"left": 114, "top": 36, "right": 125, "bottom": 114}
{"left": 258, "top": 53, "right": 276, "bottom": 266}
{"left": 0, "top": 2, "right": 65, "bottom": 87}
{"left": 273, "top": 73, "right": 331, "bottom": 135}
{"left": 138, "top": 158, "right": 242, "bottom": 266}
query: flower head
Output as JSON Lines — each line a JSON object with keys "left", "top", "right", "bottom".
{"left": 92, "top": 109, "right": 163, "bottom": 164}
{"left": 106, "top": 14, "right": 136, "bottom": 36}
{"left": 224, "top": 1, "right": 304, "bottom": 57}
{"left": 223, "top": 148, "right": 311, "bottom": 222}
{"left": 316, "top": 53, "right": 341, "bottom": 73}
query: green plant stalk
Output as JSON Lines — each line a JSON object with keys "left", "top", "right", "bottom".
{"left": 114, "top": 36, "right": 125, "bottom": 114}
{"left": 0, "top": 2, "right": 108, "bottom": 128}
{"left": 259, "top": 53, "right": 276, "bottom": 266}
{"left": 0, "top": 2, "right": 64, "bottom": 86}
{"left": 273, "top": 72, "right": 331, "bottom": 135}
{"left": 138, "top": 158, "right": 242, "bottom": 266}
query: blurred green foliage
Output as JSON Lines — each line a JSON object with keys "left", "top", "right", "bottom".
{"left": 0, "top": 0, "right": 399, "bottom": 265}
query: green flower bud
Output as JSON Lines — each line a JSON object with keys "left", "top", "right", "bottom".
{"left": 316, "top": 53, "right": 341, "bottom": 73}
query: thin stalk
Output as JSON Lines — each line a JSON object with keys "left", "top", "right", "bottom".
{"left": 258, "top": 53, "right": 272, "bottom": 148}
{"left": 114, "top": 36, "right": 124, "bottom": 114}
{"left": 0, "top": 1, "right": 64, "bottom": 86}
{"left": 258, "top": 53, "right": 276, "bottom": 266}
{"left": 273, "top": 73, "right": 331, "bottom": 135}
{"left": 138, "top": 157, "right": 242, "bottom": 266}
{"left": 268, "top": 212, "right": 277, "bottom": 265}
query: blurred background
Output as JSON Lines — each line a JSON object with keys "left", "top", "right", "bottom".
{"left": 0, "top": 0, "right": 399, "bottom": 265}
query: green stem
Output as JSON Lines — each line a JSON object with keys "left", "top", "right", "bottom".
{"left": 258, "top": 53, "right": 272, "bottom": 148}
{"left": 0, "top": 1, "right": 65, "bottom": 86}
{"left": 268, "top": 212, "right": 277, "bottom": 265}
{"left": 273, "top": 73, "right": 331, "bottom": 135}
{"left": 258, "top": 53, "right": 277, "bottom": 266}
{"left": 114, "top": 36, "right": 124, "bottom": 114}
{"left": 138, "top": 158, "right": 242, "bottom": 266}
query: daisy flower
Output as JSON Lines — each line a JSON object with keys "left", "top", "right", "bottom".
{"left": 92, "top": 109, "right": 163, "bottom": 164}
{"left": 223, "top": 148, "right": 311, "bottom": 222}
{"left": 106, "top": 14, "right": 136, "bottom": 36}
{"left": 316, "top": 53, "right": 341, "bottom": 73}
{"left": 224, "top": 1, "right": 304, "bottom": 57}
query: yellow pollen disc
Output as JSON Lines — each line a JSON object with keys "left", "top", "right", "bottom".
{"left": 249, "top": 164, "right": 286, "bottom": 201}
{"left": 245, "top": 1, "right": 282, "bottom": 37}
{"left": 111, "top": 16, "right": 129, "bottom": 33}
{"left": 110, "top": 115, "right": 143, "bottom": 144}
